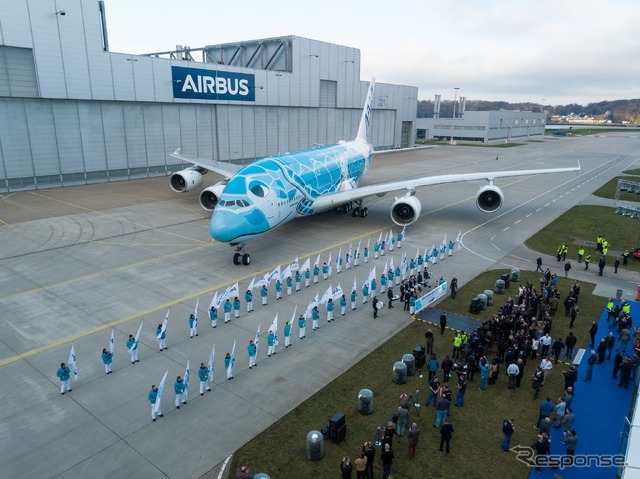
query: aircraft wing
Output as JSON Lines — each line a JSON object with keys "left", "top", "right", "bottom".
{"left": 310, "top": 163, "right": 580, "bottom": 210}
{"left": 371, "top": 145, "right": 434, "bottom": 156}
{"left": 170, "top": 148, "right": 243, "bottom": 178}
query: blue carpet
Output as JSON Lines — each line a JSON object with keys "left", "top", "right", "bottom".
{"left": 528, "top": 300, "right": 638, "bottom": 479}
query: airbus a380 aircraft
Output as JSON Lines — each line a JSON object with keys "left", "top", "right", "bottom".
{"left": 170, "top": 79, "right": 579, "bottom": 265}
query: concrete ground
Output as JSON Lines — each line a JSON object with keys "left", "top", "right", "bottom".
{"left": 1, "top": 133, "right": 639, "bottom": 479}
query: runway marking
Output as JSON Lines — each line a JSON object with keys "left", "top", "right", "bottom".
{"left": 514, "top": 219, "right": 522, "bottom": 224}
{"left": 552, "top": 199, "right": 557, "bottom": 202}
{"left": 535, "top": 208, "right": 541, "bottom": 212}
{"left": 502, "top": 226, "right": 510, "bottom": 231}
{"left": 492, "top": 243, "right": 502, "bottom": 251}
{"left": 544, "top": 203, "right": 550, "bottom": 206}
{"left": 525, "top": 213, "right": 532, "bottom": 218}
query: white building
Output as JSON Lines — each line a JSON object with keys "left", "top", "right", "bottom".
{"left": 0, "top": 0, "right": 418, "bottom": 192}
{"left": 416, "top": 110, "right": 547, "bottom": 144}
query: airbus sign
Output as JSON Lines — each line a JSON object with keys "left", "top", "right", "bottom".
{"left": 171, "top": 66, "right": 255, "bottom": 101}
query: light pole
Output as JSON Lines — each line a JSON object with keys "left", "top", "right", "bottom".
{"left": 541, "top": 98, "right": 546, "bottom": 113}
{"left": 449, "top": 87, "right": 459, "bottom": 146}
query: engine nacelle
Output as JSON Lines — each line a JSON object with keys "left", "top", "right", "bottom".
{"left": 169, "top": 167, "right": 205, "bottom": 192}
{"left": 199, "top": 180, "right": 228, "bottom": 211}
{"left": 390, "top": 195, "right": 422, "bottom": 226}
{"left": 476, "top": 185, "right": 504, "bottom": 212}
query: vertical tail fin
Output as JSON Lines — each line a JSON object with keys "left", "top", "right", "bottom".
{"left": 356, "top": 78, "right": 376, "bottom": 143}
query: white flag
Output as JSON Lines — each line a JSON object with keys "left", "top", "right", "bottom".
{"left": 254, "top": 323, "right": 261, "bottom": 356}
{"left": 254, "top": 276, "right": 268, "bottom": 289}
{"left": 109, "top": 329, "right": 115, "bottom": 357}
{"left": 130, "top": 321, "right": 143, "bottom": 352}
{"left": 269, "top": 314, "right": 279, "bottom": 346}
{"left": 290, "top": 256, "right": 299, "bottom": 272}
{"left": 327, "top": 252, "right": 333, "bottom": 277}
{"left": 377, "top": 231, "right": 383, "bottom": 244}
{"left": 68, "top": 343, "right": 78, "bottom": 381}
{"left": 208, "top": 343, "right": 215, "bottom": 383}
{"left": 314, "top": 253, "right": 321, "bottom": 268}
{"left": 157, "top": 367, "right": 169, "bottom": 399}
{"left": 456, "top": 230, "right": 463, "bottom": 250}
{"left": 304, "top": 293, "right": 319, "bottom": 317}
{"left": 281, "top": 264, "right": 292, "bottom": 281}
{"left": 366, "top": 237, "right": 371, "bottom": 251}
{"left": 184, "top": 359, "right": 190, "bottom": 396}
{"left": 209, "top": 291, "right": 218, "bottom": 310}
{"left": 225, "top": 282, "right": 239, "bottom": 300}
{"left": 158, "top": 309, "right": 169, "bottom": 339}
{"left": 384, "top": 259, "right": 389, "bottom": 275}
{"left": 430, "top": 243, "right": 437, "bottom": 263}
{"left": 267, "top": 265, "right": 281, "bottom": 284}
{"left": 194, "top": 298, "right": 199, "bottom": 325}
{"left": 290, "top": 306, "right": 298, "bottom": 326}
{"left": 337, "top": 247, "right": 342, "bottom": 265}
{"left": 320, "top": 284, "right": 333, "bottom": 304}
{"left": 400, "top": 226, "right": 407, "bottom": 240}
{"left": 247, "top": 277, "right": 256, "bottom": 292}
{"left": 390, "top": 256, "right": 395, "bottom": 273}
{"left": 332, "top": 283, "right": 344, "bottom": 300}
{"left": 300, "top": 257, "right": 311, "bottom": 273}
{"left": 368, "top": 266, "right": 377, "bottom": 286}
{"left": 352, "top": 276, "right": 357, "bottom": 294}
{"left": 415, "top": 248, "right": 420, "bottom": 263}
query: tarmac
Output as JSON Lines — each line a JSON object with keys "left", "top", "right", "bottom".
{"left": 1, "top": 133, "right": 639, "bottom": 479}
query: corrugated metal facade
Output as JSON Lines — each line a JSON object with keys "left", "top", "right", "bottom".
{"left": 0, "top": 0, "right": 417, "bottom": 192}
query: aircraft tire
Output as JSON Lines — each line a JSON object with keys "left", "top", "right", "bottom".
{"left": 352, "top": 207, "right": 360, "bottom": 217}
{"left": 233, "top": 253, "right": 242, "bottom": 265}
{"left": 242, "top": 254, "right": 251, "bottom": 266}
{"left": 362, "top": 207, "right": 368, "bottom": 217}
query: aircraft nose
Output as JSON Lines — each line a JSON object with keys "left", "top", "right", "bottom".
{"left": 210, "top": 209, "right": 239, "bottom": 243}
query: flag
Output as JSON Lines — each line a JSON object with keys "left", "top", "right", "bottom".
{"left": 384, "top": 259, "right": 388, "bottom": 275}
{"left": 377, "top": 231, "right": 383, "bottom": 244}
{"left": 254, "top": 323, "right": 261, "bottom": 356}
{"left": 247, "top": 276, "right": 256, "bottom": 291}
{"left": 281, "top": 264, "right": 292, "bottom": 281}
{"left": 423, "top": 247, "right": 428, "bottom": 261}
{"left": 390, "top": 256, "right": 395, "bottom": 273}
{"left": 158, "top": 310, "right": 168, "bottom": 339}
{"left": 366, "top": 237, "right": 371, "bottom": 251}
{"left": 332, "top": 283, "right": 344, "bottom": 300}
{"left": 348, "top": 243, "right": 352, "bottom": 256}
{"left": 352, "top": 276, "right": 357, "bottom": 294}
{"left": 266, "top": 265, "right": 281, "bottom": 284}
{"left": 415, "top": 248, "right": 420, "bottom": 263}
{"left": 208, "top": 343, "right": 215, "bottom": 383}
{"left": 290, "top": 256, "right": 299, "bottom": 272}
{"left": 337, "top": 247, "right": 342, "bottom": 266}
{"left": 400, "top": 226, "right": 407, "bottom": 240}
{"left": 389, "top": 228, "right": 394, "bottom": 240}
{"left": 320, "top": 284, "right": 333, "bottom": 304}
{"left": 290, "top": 306, "right": 298, "bottom": 326}
{"left": 130, "top": 321, "right": 143, "bottom": 352}
{"left": 227, "top": 338, "right": 236, "bottom": 378}
{"left": 157, "top": 367, "right": 169, "bottom": 399}
{"left": 209, "top": 291, "right": 218, "bottom": 310}
{"left": 456, "top": 230, "right": 463, "bottom": 250}
{"left": 304, "top": 293, "right": 319, "bottom": 317}
{"left": 440, "top": 235, "right": 447, "bottom": 259}
{"left": 368, "top": 266, "right": 377, "bottom": 286}
{"left": 430, "top": 243, "right": 437, "bottom": 263}
{"left": 227, "top": 281, "right": 239, "bottom": 298}
{"left": 254, "top": 276, "right": 268, "bottom": 289}
{"left": 401, "top": 254, "right": 408, "bottom": 274}
{"left": 314, "top": 253, "right": 321, "bottom": 268}
{"left": 193, "top": 298, "right": 199, "bottom": 326}
{"left": 327, "top": 252, "right": 333, "bottom": 277}
{"left": 109, "top": 329, "right": 115, "bottom": 357}
{"left": 184, "top": 358, "right": 191, "bottom": 396}
{"left": 300, "top": 257, "right": 310, "bottom": 273}
{"left": 269, "top": 314, "right": 279, "bottom": 346}
{"left": 68, "top": 343, "right": 78, "bottom": 381}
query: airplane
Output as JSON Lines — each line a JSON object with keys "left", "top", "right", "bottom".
{"left": 169, "top": 78, "right": 580, "bottom": 265}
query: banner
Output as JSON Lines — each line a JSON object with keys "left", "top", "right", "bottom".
{"left": 130, "top": 321, "right": 143, "bottom": 352}
{"left": 415, "top": 281, "right": 448, "bottom": 313}
{"left": 208, "top": 343, "right": 215, "bottom": 383}
{"left": 68, "top": 343, "right": 78, "bottom": 381}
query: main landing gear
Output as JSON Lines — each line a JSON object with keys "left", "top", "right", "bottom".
{"left": 335, "top": 201, "right": 368, "bottom": 217}
{"left": 232, "top": 245, "right": 251, "bottom": 265}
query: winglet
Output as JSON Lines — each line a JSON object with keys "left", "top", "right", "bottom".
{"left": 356, "top": 78, "right": 376, "bottom": 143}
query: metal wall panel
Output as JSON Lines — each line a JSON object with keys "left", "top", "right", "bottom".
{"left": 0, "top": 46, "right": 38, "bottom": 97}
{"left": 307, "top": 108, "right": 318, "bottom": 147}
{"left": 241, "top": 106, "right": 256, "bottom": 159}
{"left": 101, "top": 102, "right": 128, "bottom": 172}
{"left": 287, "top": 108, "right": 299, "bottom": 152}
{"left": 253, "top": 106, "right": 267, "bottom": 158}
{"left": 0, "top": 100, "right": 34, "bottom": 179}
{"left": 77, "top": 102, "right": 107, "bottom": 173}
{"left": 24, "top": 101, "right": 58, "bottom": 177}
{"left": 29, "top": 7, "right": 67, "bottom": 98}
{"left": 216, "top": 106, "right": 230, "bottom": 162}
{"left": 153, "top": 59, "right": 173, "bottom": 103}
{"left": 86, "top": 53, "right": 114, "bottom": 100}
{"left": 298, "top": 108, "right": 309, "bottom": 150}
{"left": 111, "top": 54, "right": 136, "bottom": 101}
{"left": 317, "top": 108, "right": 327, "bottom": 146}
{"left": 52, "top": 102, "right": 84, "bottom": 177}
{"left": 0, "top": 0, "right": 32, "bottom": 47}
{"left": 143, "top": 104, "right": 165, "bottom": 169}
{"left": 58, "top": 0, "right": 92, "bottom": 99}
{"left": 226, "top": 106, "right": 243, "bottom": 160}
{"left": 161, "top": 105, "right": 182, "bottom": 165}
{"left": 122, "top": 104, "right": 147, "bottom": 170}
{"left": 277, "top": 107, "right": 288, "bottom": 155}
{"left": 132, "top": 56, "right": 155, "bottom": 102}
{"left": 265, "top": 107, "right": 278, "bottom": 155}
{"left": 178, "top": 105, "right": 198, "bottom": 157}
{"left": 195, "top": 105, "right": 215, "bottom": 161}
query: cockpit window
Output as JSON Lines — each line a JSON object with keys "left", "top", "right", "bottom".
{"left": 249, "top": 181, "right": 269, "bottom": 198}
{"left": 218, "top": 200, "right": 225, "bottom": 206}
{"left": 225, "top": 200, "right": 236, "bottom": 207}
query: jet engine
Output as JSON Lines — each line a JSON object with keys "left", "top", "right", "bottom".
{"left": 476, "top": 185, "right": 504, "bottom": 212}
{"left": 199, "top": 180, "right": 228, "bottom": 211}
{"left": 169, "top": 166, "right": 206, "bottom": 192}
{"left": 390, "top": 195, "right": 422, "bottom": 226}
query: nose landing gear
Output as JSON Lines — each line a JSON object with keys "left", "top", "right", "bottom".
{"left": 232, "top": 245, "right": 251, "bottom": 265}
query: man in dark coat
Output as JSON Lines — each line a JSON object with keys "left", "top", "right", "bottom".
{"left": 440, "top": 312, "right": 447, "bottom": 335}
{"left": 439, "top": 418, "right": 454, "bottom": 455}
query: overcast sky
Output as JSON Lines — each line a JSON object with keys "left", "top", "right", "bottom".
{"left": 103, "top": 0, "right": 640, "bottom": 106}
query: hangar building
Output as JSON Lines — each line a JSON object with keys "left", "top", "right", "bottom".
{"left": 0, "top": 0, "right": 418, "bottom": 193}
{"left": 416, "top": 110, "right": 547, "bottom": 143}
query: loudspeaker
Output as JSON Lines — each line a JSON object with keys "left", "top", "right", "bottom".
{"left": 329, "top": 412, "right": 345, "bottom": 430}
{"left": 320, "top": 425, "right": 329, "bottom": 440}
{"left": 469, "top": 298, "right": 481, "bottom": 314}
{"left": 329, "top": 424, "right": 347, "bottom": 443}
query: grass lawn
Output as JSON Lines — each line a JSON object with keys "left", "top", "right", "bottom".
{"left": 593, "top": 176, "right": 640, "bottom": 203}
{"left": 229, "top": 270, "right": 602, "bottom": 479}
{"left": 623, "top": 169, "right": 640, "bottom": 176}
{"left": 524, "top": 205, "right": 640, "bottom": 273}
